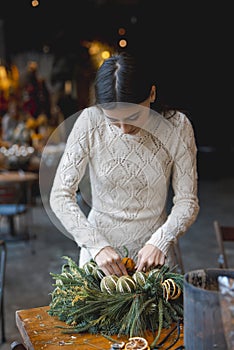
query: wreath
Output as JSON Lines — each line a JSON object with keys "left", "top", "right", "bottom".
{"left": 48, "top": 255, "right": 184, "bottom": 348}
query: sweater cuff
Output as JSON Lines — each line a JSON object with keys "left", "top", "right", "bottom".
{"left": 73, "top": 233, "right": 111, "bottom": 261}
{"left": 89, "top": 243, "right": 111, "bottom": 261}
{"left": 146, "top": 229, "right": 172, "bottom": 257}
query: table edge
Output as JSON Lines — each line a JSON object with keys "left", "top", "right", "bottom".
{"left": 16, "top": 310, "right": 34, "bottom": 350}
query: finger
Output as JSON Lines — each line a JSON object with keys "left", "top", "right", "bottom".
{"left": 100, "top": 261, "right": 118, "bottom": 276}
{"left": 112, "top": 261, "right": 127, "bottom": 276}
{"left": 101, "top": 261, "right": 120, "bottom": 276}
{"left": 158, "top": 255, "right": 166, "bottom": 266}
{"left": 101, "top": 266, "right": 112, "bottom": 276}
{"left": 135, "top": 261, "right": 147, "bottom": 272}
{"left": 119, "top": 262, "right": 128, "bottom": 276}
{"left": 135, "top": 256, "right": 142, "bottom": 271}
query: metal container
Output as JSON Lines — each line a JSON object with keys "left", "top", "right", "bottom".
{"left": 184, "top": 268, "right": 234, "bottom": 349}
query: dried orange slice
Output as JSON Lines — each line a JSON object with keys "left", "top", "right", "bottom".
{"left": 124, "top": 336, "right": 149, "bottom": 350}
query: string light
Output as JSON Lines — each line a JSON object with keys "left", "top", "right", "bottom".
{"left": 101, "top": 51, "right": 110, "bottom": 60}
{"left": 118, "top": 27, "right": 126, "bottom": 36}
{"left": 31, "top": 0, "right": 39, "bottom": 8}
{"left": 82, "top": 40, "right": 114, "bottom": 68}
{"left": 118, "top": 39, "right": 127, "bottom": 48}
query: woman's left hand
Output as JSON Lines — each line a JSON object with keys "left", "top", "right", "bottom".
{"left": 135, "top": 244, "right": 166, "bottom": 272}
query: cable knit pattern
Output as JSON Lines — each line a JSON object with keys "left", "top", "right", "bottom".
{"left": 50, "top": 106, "right": 199, "bottom": 267}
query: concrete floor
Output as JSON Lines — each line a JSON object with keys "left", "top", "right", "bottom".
{"left": 1, "top": 175, "right": 234, "bottom": 349}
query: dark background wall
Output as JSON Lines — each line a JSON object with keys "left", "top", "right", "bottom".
{"left": 1, "top": 0, "right": 233, "bottom": 178}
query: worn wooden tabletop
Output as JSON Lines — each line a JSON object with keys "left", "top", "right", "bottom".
{"left": 16, "top": 306, "right": 184, "bottom": 350}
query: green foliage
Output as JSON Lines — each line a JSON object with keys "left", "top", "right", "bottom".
{"left": 48, "top": 256, "right": 184, "bottom": 346}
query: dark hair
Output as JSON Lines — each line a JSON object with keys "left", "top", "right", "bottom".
{"left": 93, "top": 51, "right": 188, "bottom": 119}
{"left": 94, "top": 52, "right": 154, "bottom": 107}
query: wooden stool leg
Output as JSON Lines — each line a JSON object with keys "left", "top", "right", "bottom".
{"left": 11, "top": 341, "right": 27, "bottom": 349}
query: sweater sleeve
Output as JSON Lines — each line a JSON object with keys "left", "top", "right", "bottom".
{"left": 146, "top": 113, "right": 200, "bottom": 255}
{"left": 49, "top": 109, "right": 111, "bottom": 258}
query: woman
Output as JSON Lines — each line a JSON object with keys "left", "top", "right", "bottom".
{"left": 50, "top": 52, "right": 199, "bottom": 276}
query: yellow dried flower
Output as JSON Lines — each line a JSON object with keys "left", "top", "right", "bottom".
{"left": 72, "top": 295, "right": 84, "bottom": 305}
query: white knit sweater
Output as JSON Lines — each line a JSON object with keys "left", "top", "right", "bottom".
{"left": 50, "top": 106, "right": 199, "bottom": 267}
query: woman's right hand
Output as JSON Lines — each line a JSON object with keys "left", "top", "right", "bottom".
{"left": 95, "top": 246, "right": 128, "bottom": 276}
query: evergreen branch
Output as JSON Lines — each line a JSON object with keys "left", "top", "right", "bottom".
{"left": 150, "top": 297, "right": 164, "bottom": 348}
{"left": 129, "top": 296, "right": 155, "bottom": 337}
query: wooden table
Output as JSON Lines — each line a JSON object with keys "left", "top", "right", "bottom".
{"left": 16, "top": 306, "right": 184, "bottom": 350}
{"left": 0, "top": 170, "right": 39, "bottom": 202}
{"left": 0, "top": 170, "right": 38, "bottom": 184}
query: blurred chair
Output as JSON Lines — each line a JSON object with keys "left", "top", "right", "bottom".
{"left": 213, "top": 220, "right": 234, "bottom": 268}
{"left": 0, "top": 182, "right": 29, "bottom": 241}
{"left": 0, "top": 240, "right": 6, "bottom": 344}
